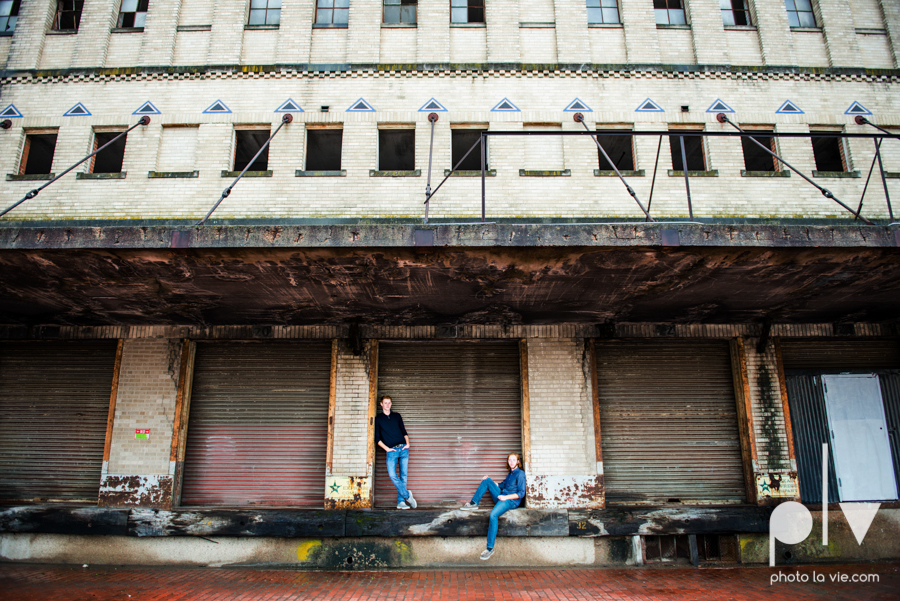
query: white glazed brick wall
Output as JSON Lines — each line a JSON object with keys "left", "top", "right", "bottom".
{"left": 526, "top": 338, "right": 596, "bottom": 476}
{"left": 725, "top": 29, "right": 764, "bottom": 65}
{"left": 657, "top": 28, "right": 696, "bottom": 65}
{"left": 331, "top": 341, "right": 372, "bottom": 476}
{"left": 686, "top": 0, "right": 728, "bottom": 65}
{"left": 589, "top": 27, "right": 626, "bottom": 64}
{"left": 139, "top": 0, "right": 182, "bottom": 67}
{"left": 107, "top": 339, "right": 182, "bottom": 475}
{"left": 310, "top": 29, "right": 349, "bottom": 64}
{"left": 743, "top": 338, "right": 792, "bottom": 473}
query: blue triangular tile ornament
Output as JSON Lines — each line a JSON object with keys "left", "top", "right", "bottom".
{"left": 0, "top": 104, "right": 22, "bottom": 118}
{"left": 419, "top": 98, "right": 447, "bottom": 112}
{"left": 133, "top": 101, "right": 160, "bottom": 115}
{"left": 347, "top": 98, "right": 375, "bottom": 112}
{"left": 491, "top": 98, "right": 520, "bottom": 112}
{"left": 64, "top": 103, "right": 91, "bottom": 117}
{"left": 275, "top": 99, "right": 304, "bottom": 113}
{"left": 564, "top": 98, "right": 592, "bottom": 112}
{"left": 776, "top": 100, "right": 803, "bottom": 114}
{"left": 844, "top": 102, "right": 871, "bottom": 116}
{"left": 203, "top": 100, "right": 232, "bottom": 114}
{"left": 635, "top": 98, "right": 664, "bottom": 112}
{"left": 706, "top": 99, "right": 734, "bottom": 113}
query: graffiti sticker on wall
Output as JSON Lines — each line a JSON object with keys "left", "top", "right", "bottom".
{"left": 756, "top": 472, "right": 799, "bottom": 499}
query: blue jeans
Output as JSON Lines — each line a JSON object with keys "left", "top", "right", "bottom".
{"left": 470, "top": 477, "right": 518, "bottom": 550}
{"left": 386, "top": 445, "right": 410, "bottom": 504}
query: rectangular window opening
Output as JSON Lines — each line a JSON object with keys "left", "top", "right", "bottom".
{"left": 721, "top": 0, "right": 751, "bottom": 26}
{"left": 741, "top": 129, "right": 777, "bottom": 171}
{"left": 587, "top": 0, "right": 620, "bottom": 25}
{"left": 644, "top": 535, "right": 691, "bottom": 563}
{"left": 669, "top": 130, "right": 706, "bottom": 171}
{"left": 451, "top": 129, "right": 487, "bottom": 171}
{"left": 811, "top": 133, "right": 847, "bottom": 172}
{"left": 379, "top": 129, "right": 415, "bottom": 171}
{"left": 596, "top": 130, "right": 634, "bottom": 171}
{"left": 654, "top": 0, "right": 685, "bottom": 25}
{"left": 786, "top": 0, "right": 816, "bottom": 27}
{"left": 306, "top": 129, "right": 343, "bottom": 171}
{"left": 0, "top": 0, "right": 21, "bottom": 34}
{"left": 54, "top": 0, "right": 84, "bottom": 31}
{"left": 90, "top": 131, "right": 127, "bottom": 174}
{"left": 117, "top": 0, "right": 149, "bottom": 28}
{"left": 316, "top": 0, "right": 349, "bottom": 25}
{"left": 19, "top": 133, "right": 58, "bottom": 175}
{"left": 233, "top": 129, "right": 272, "bottom": 172}
{"left": 248, "top": 0, "right": 281, "bottom": 25}
{"left": 451, "top": 0, "right": 484, "bottom": 24}
{"left": 384, "top": 0, "right": 417, "bottom": 24}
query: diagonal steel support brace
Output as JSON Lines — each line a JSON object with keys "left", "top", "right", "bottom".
{"left": 854, "top": 116, "right": 894, "bottom": 220}
{"left": 717, "top": 113, "right": 874, "bottom": 225}
{"left": 197, "top": 113, "right": 293, "bottom": 226}
{"left": 574, "top": 113, "right": 654, "bottom": 222}
{"left": 0, "top": 116, "right": 151, "bottom": 219}
{"left": 424, "top": 112, "right": 438, "bottom": 224}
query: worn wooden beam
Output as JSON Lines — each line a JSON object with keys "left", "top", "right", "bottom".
{"left": 568, "top": 506, "right": 773, "bottom": 537}
{"left": 102, "top": 339, "right": 125, "bottom": 466}
{"left": 345, "top": 508, "right": 569, "bottom": 537}
{"left": 0, "top": 506, "right": 129, "bottom": 536}
{"left": 365, "top": 339, "right": 379, "bottom": 504}
{"left": 325, "top": 338, "right": 339, "bottom": 475}
{"left": 170, "top": 341, "right": 196, "bottom": 506}
{"left": 519, "top": 338, "right": 531, "bottom": 472}
{"left": 773, "top": 338, "right": 799, "bottom": 478}
{"left": 588, "top": 338, "right": 605, "bottom": 508}
{"left": 730, "top": 337, "right": 759, "bottom": 505}
{"left": 128, "top": 508, "right": 346, "bottom": 538}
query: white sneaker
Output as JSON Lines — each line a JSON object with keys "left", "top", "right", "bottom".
{"left": 406, "top": 491, "right": 417, "bottom": 509}
{"left": 480, "top": 548, "right": 494, "bottom": 560}
{"left": 397, "top": 501, "right": 410, "bottom": 510}
{"left": 461, "top": 502, "right": 479, "bottom": 510}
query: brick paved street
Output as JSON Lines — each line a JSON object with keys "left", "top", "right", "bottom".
{"left": 1, "top": 563, "right": 898, "bottom": 601}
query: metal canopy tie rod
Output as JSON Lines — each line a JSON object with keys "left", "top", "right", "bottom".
{"left": 679, "top": 135, "right": 694, "bottom": 220}
{"left": 854, "top": 116, "right": 894, "bottom": 220}
{"left": 573, "top": 113, "right": 654, "bottom": 222}
{"left": 0, "top": 116, "right": 151, "bottom": 219}
{"left": 424, "top": 112, "right": 438, "bottom": 224}
{"left": 717, "top": 113, "right": 874, "bottom": 226}
{"left": 422, "top": 131, "right": 483, "bottom": 206}
{"left": 196, "top": 113, "right": 293, "bottom": 226}
{"left": 646, "top": 135, "right": 663, "bottom": 220}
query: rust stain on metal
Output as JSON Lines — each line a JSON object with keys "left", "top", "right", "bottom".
{"left": 98, "top": 475, "right": 173, "bottom": 508}
{"left": 528, "top": 475, "right": 604, "bottom": 509}
{"left": 324, "top": 476, "right": 372, "bottom": 510}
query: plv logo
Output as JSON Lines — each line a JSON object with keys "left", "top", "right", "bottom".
{"left": 769, "top": 443, "right": 881, "bottom": 566}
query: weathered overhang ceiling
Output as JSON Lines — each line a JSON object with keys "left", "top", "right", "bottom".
{"left": 0, "top": 222, "right": 898, "bottom": 327}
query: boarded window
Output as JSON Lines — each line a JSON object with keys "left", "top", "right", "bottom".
{"left": 306, "top": 129, "right": 343, "bottom": 171}
{"left": 596, "top": 130, "right": 635, "bottom": 171}
{"left": 316, "top": 0, "right": 349, "bottom": 24}
{"left": 811, "top": 131, "right": 847, "bottom": 172}
{"left": 233, "top": 129, "right": 271, "bottom": 171}
{"left": 19, "top": 132, "right": 57, "bottom": 175}
{"left": 654, "top": 0, "right": 685, "bottom": 24}
{"left": 451, "top": 129, "right": 487, "bottom": 170}
{"left": 157, "top": 126, "right": 198, "bottom": 172}
{"left": 384, "top": 0, "right": 417, "bottom": 24}
{"left": 248, "top": 0, "right": 281, "bottom": 25}
{"left": 117, "top": 0, "right": 148, "bottom": 27}
{"left": 450, "top": 0, "right": 484, "bottom": 23}
{"left": 669, "top": 129, "right": 706, "bottom": 171}
{"left": 379, "top": 129, "right": 415, "bottom": 171}
{"left": 740, "top": 129, "right": 778, "bottom": 171}
{"left": 91, "top": 131, "right": 127, "bottom": 174}
{"left": 53, "top": 0, "right": 84, "bottom": 30}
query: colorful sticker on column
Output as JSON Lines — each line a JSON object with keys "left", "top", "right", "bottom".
{"left": 135, "top": 429, "right": 151, "bottom": 440}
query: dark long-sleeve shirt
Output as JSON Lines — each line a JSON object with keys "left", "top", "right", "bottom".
{"left": 374, "top": 411, "right": 408, "bottom": 448}
{"left": 499, "top": 468, "right": 527, "bottom": 508}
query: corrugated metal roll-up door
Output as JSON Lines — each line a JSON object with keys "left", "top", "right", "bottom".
{"left": 0, "top": 340, "right": 118, "bottom": 503}
{"left": 781, "top": 339, "right": 900, "bottom": 503}
{"left": 374, "top": 341, "right": 522, "bottom": 508}
{"left": 595, "top": 340, "right": 746, "bottom": 505}
{"left": 180, "top": 341, "right": 331, "bottom": 507}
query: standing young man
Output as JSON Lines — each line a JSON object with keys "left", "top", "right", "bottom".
{"left": 374, "top": 395, "right": 417, "bottom": 509}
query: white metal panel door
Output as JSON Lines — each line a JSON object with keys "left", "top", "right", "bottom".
{"left": 823, "top": 374, "right": 898, "bottom": 501}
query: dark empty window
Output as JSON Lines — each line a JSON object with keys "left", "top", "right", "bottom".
{"left": 741, "top": 130, "right": 777, "bottom": 171}
{"left": 811, "top": 134, "right": 846, "bottom": 172}
{"left": 316, "top": 0, "right": 349, "bottom": 24}
{"left": 721, "top": 0, "right": 751, "bottom": 26}
{"left": 384, "top": 0, "right": 416, "bottom": 24}
{"left": 306, "top": 129, "right": 343, "bottom": 171}
{"left": 249, "top": 0, "right": 281, "bottom": 25}
{"left": 587, "top": 0, "right": 620, "bottom": 24}
{"left": 654, "top": 0, "right": 685, "bottom": 25}
{"left": 669, "top": 131, "right": 706, "bottom": 171}
{"left": 117, "top": 0, "right": 149, "bottom": 28}
{"left": 451, "top": 130, "right": 486, "bottom": 170}
{"left": 234, "top": 130, "right": 271, "bottom": 171}
{"left": 19, "top": 133, "right": 57, "bottom": 175}
{"left": 451, "top": 0, "right": 484, "bottom": 24}
{"left": 596, "top": 130, "right": 634, "bottom": 171}
{"left": 786, "top": 0, "right": 816, "bottom": 28}
{"left": 0, "top": 0, "right": 20, "bottom": 34}
{"left": 54, "top": 0, "right": 84, "bottom": 31}
{"left": 379, "top": 129, "right": 415, "bottom": 171}
{"left": 91, "top": 131, "right": 127, "bottom": 174}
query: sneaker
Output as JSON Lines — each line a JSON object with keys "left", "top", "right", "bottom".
{"left": 461, "top": 502, "right": 479, "bottom": 510}
{"left": 397, "top": 501, "right": 410, "bottom": 510}
{"left": 406, "top": 491, "right": 417, "bottom": 509}
{"left": 480, "top": 548, "right": 494, "bottom": 561}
